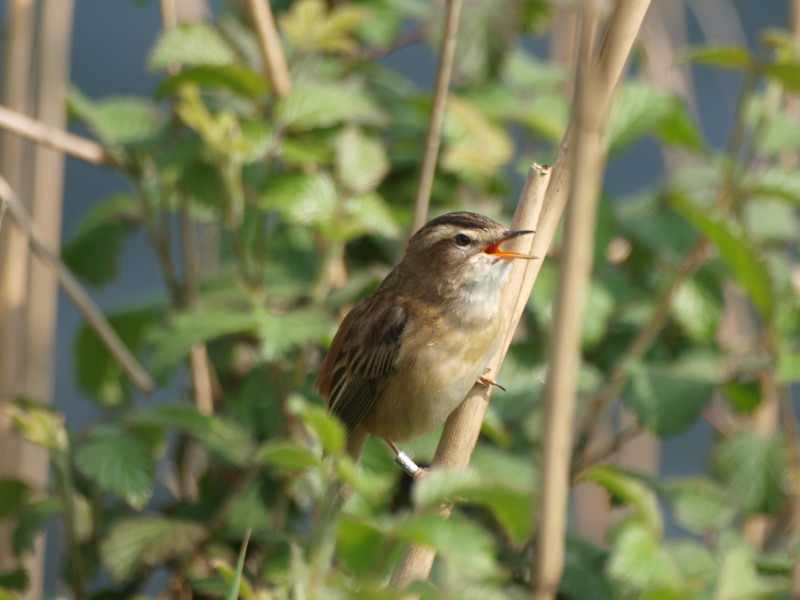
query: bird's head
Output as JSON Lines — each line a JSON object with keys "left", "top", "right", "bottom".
{"left": 402, "top": 212, "right": 535, "bottom": 298}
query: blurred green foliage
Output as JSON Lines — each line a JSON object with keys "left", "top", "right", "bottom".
{"left": 2, "top": 1, "right": 800, "bottom": 598}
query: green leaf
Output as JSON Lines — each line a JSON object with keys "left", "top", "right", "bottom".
{"left": 335, "top": 126, "right": 389, "bottom": 194}
{"left": 579, "top": 465, "right": 662, "bottom": 535}
{"left": 672, "top": 198, "right": 775, "bottom": 319}
{"left": 560, "top": 537, "right": 613, "bottom": 600}
{"left": 713, "top": 431, "right": 787, "bottom": 515}
{"left": 13, "top": 499, "right": 59, "bottom": 556}
{"left": 336, "top": 516, "right": 385, "bottom": 577}
{"left": 607, "top": 521, "right": 683, "bottom": 594}
{"left": 275, "top": 81, "right": 386, "bottom": 130}
{"left": 670, "top": 276, "right": 723, "bottom": 343}
{"left": 157, "top": 65, "right": 267, "bottom": 99}
{"left": 128, "top": 405, "right": 255, "bottom": 466}
{"left": 74, "top": 306, "right": 160, "bottom": 406}
{"left": 656, "top": 99, "right": 706, "bottom": 153}
{"left": 257, "top": 172, "right": 338, "bottom": 226}
{"left": 253, "top": 440, "right": 321, "bottom": 471}
{"left": 778, "top": 351, "right": 800, "bottom": 384}
{"left": 683, "top": 46, "right": 753, "bottom": 70}
{"left": 224, "top": 531, "right": 251, "bottom": 600}
{"left": 0, "top": 569, "right": 28, "bottom": 593}
{"left": 340, "top": 192, "right": 400, "bottom": 240}
{"left": 442, "top": 95, "right": 513, "bottom": 177}
{"left": 68, "top": 89, "right": 161, "bottom": 147}
{"left": 149, "top": 23, "right": 237, "bottom": 71}
{"left": 745, "top": 167, "right": 800, "bottom": 205}
{"left": 764, "top": 62, "right": 800, "bottom": 92}
{"left": 662, "top": 477, "right": 736, "bottom": 534}
{"left": 280, "top": 0, "right": 368, "bottom": 54}
{"left": 151, "top": 309, "right": 258, "bottom": 377}
{"left": 61, "top": 194, "right": 140, "bottom": 287}
{"left": 75, "top": 432, "right": 154, "bottom": 510}
{"left": 101, "top": 517, "right": 207, "bottom": 583}
{"left": 413, "top": 468, "right": 533, "bottom": 545}
{"left": 606, "top": 82, "right": 673, "bottom": 155}
{"left": 723, "top": 381, "right": 761, "bottom": 413}
{"left": 624, "top": 356, "right": 717, "bottom": 437}
{"left": 255, "top": 308, "right": 332, "bottom": 360}
{"left": 714, "top": 542, "right": 786, "bottom": 599}
{"left": 5, "top": 399, "right": 67, "bottom": 451}
{"left": 287, "top": 394, "right": 345, "bottom": 455}
{"left": 743, "top": 198, "right": 799, "bottom": 242}
{"left": 390, "top": 514, "right": 497, "bottom": 579}
{"left": 0, "top": 480, "right": 30, "bottom": 518}
{"left": 583, "top": 279, "right": 615, "bottom": 348}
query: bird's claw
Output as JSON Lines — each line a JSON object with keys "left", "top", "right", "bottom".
{"left": 478, "top": 375, "right": 506, "bottom": 392}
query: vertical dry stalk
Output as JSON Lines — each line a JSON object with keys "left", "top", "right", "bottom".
{"left": 390, "top": 0, "right": 651, "bottom": 591}
{"left": 247, "top": 0, "right": 292, "bottom": 98}
{"left": 409, "top": 0, "right": 464, "bottom": 234}
{"left": 0, "top": 0, "right": 37, "bottom": 585}
{"left": 534, "top": 3, "right": 608, "bottom": 598}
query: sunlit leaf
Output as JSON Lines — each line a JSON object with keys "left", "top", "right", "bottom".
{"left": 149, "top": 23, "right": 237, "bottom": 71}
{"left": 713, "top": 431, "right": 787, "bottom": 515}
{"left": 75, "top": 432, "right": 154, "bottom": 510}
{"left": 335, "top": 126, "right": 389, "bottom": 194}
{"left": 101, "top": 517, "right": 207, "bottom": 583}
{"left": 68, "top": 89, "right": 162, "bottom": 147}
{"left": 683, "top": 46, "right": 752, "bottom": 70}
{"left": 670, "top": 275, "right": 723, "bottom": 343}
{"left": 607, "top": 521, "right": 683, "bottom": 594}
{"left": 287, "top": 394, "right": 345, "bottom": 455}
{"left": 714, "top": 542, "right": 786, "bottom": 599}
{"left": 280, "top": 0, "right": 367, "bottom": 54}
{"left": 442, "top": 95, "right": 513, "bottom": 177}
{"left": 5, "top": 399, "right": 67, "bottom": 451}
{"left": 662, "top": 477, "right": 736, "bottom": 535}
{"left": 255, "top": 308, "right": 332, "bottom": 360}
{"left": 275, "top": 81, "right": 386, "bottom": 130}
{"left": 764, "top": 62, "right": 800, "bottom": 92}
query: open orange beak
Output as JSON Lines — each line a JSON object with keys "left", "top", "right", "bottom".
{"left": 482, "top": 230, "right": 536, "bottom": 259}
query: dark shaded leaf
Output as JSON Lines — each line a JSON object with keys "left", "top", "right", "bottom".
{"left": 13, "top": 499, "right": 59, "bottom": 556}
{"left": 61, "top": 194, "right": 140, "bottom": 287}
{"left": 74, "top": 306, "right": 160, "bottom": 406}
{"left": 624, "top": 356, "right": 717, "bottom": 437}
{"left": 0, "top": 480, "right": 29, "bottom": 518}
{"left": 156, "top": 65, "right": 266, "bottom": 98}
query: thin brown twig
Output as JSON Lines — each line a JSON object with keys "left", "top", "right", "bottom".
{"left": 0, "top": 104, "right": 111, "bottom": 166}
{"left": 0, "top": 176, "right": 155, "bottom": 394}
{"left": 247, "top": 0, "right": 292, "bottom": 98}
{"left": 409, "top": 0, "right": 464, "bottom": 235}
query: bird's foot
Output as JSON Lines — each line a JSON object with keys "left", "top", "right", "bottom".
{"left": 478, "top": 375, "right": 506, "bottom": 392}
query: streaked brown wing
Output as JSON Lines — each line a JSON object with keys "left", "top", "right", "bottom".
{"left": 320, "top": 302, "right": 408, "bottom": 433}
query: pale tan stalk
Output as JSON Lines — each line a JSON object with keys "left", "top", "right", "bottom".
{"left": 0, "top": 0, "right": 38, "bottom": 589}
{"left": 0, "top": 105, "right": 110, "bottom": 165}
{"left": 1, "top": 178, "right": 155, "bottom": 394}
{"left": 409, "top": 0, "right": 464, "bottom": 234}
{"left": 247, "top": 0, "right": 292, "bottom": 98}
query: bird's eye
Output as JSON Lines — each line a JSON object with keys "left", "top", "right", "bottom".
{"left": 454, "top": 233, "right": 471, "bottom": 247}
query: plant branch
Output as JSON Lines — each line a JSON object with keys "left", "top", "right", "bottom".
{"left": 409, "top": 0, "right": 464, "bottom": 234}
{"left": 0, "top": 176, "right": 155, "bottom": 393}
{"left": 0, "top": 104, "right": 111, "bottom": 166}
{"left": 246, "top": 0, "right": 292, "bottom": 98}
{"left": 390, "top": 163, "right": 551, "bottom": 590}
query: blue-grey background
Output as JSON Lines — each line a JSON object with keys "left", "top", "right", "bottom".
{"left": 0, "top": 0, "right": 791, "bottom": 592}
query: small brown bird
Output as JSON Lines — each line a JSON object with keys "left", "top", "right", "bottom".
{"left": 316, "top": 212, "right": 534, "bottom": 472}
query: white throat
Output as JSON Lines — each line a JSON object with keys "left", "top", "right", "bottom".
{"left": 451, "top": 258, "right": 512, "bottom": 325}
